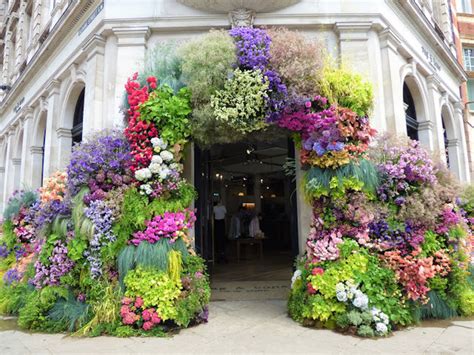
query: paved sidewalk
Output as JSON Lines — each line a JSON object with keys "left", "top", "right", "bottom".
{"left": 0, "top": 300, "right": 473, "bottom": 354}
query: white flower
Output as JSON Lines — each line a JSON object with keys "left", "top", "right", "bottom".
{"left": 135, "top": 168, "right": 152, "bottom": 181}
{"left": 140, "top": 184, "right": 153, "bottom": 195}
{"left": 169, "top": 162, "right": 183, "bottom": 172}
{"left": 150, "top": 137, "right": 160, "bottom": 147}
{"left": 159, "top": 167, "right": 171, "bottom": 180}
{"left": 149, "top": 162, "right": 161, "bottom": 174}
{"left": 352, "top": 294, "right": 368, "bottom": 310}
{"left": 375, "top": 322, "right": 388, "bottom": 334}
{"left": 380, "top": 312, "right": 389, "bottom": 325}
{"left": 291, "top": 270, "right": 302, "bottom": 288}
{"left": 336, "top": 291, "right": 348, "bottom": 302}
{"left": 151, "top": 155, "right": 163, "bottom": 164}
{"left": 160, "top": 150, "right": 174, "bottom": 162}
{"left": 371, "top": 307, "right": 380, "bottom": 317}
{"left": 335, "top": 283, "right": 345, "bottom": 293}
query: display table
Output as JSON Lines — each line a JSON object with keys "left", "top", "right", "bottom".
{"left": 235, "top": 238, "right": 264, "bottom": 263}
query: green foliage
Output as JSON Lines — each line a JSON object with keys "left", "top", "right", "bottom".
{"left": 346, "top": 310, "right": 363, "bottom": 326}
{"left": 420, "top": 231, "right": 443, "bottom": 257}
{"left": 3, "top": 190, "right": 38, "bottom": 220}
{"left": 179, "top": 29, "right": 236, "bottom": 106}
{"left": 357, "top": 325, "right": 375, "bottom": 337}
{"left": 76, "top": 281, "right": 121, "bottom": 336}
{"left": 288, "top": 278, "right": 307, "bottom": 323}
{"left": 112, "top": 324, "right": 166, "bottom": 337}
{"left": 139, "top": 85, "right": 192, "bottom": 145}
{"left": 0, "top": 282, "right": 34, "bottom": 315}
{"left": 39, "top": 233, "right": 62, "bottom": 265}
{"left": 48, "top": 292, "right": 90, "bottom": 332}
{"left": 1, "top": 220, "right": 17, "bottom": 249}
{"left": 18, "top": 286, "right": 68, "bottom": 331}
{"left": 318, "top": 64, "right": 373, "bottom": 116}
{"left": 210, "top": 69, "right": 269, "bottom": 135}
{"left": 118, "top": 239, "right": 189, "bottom": 285}
{"left": 168, "top": 250, "right": 183, "bottom": 285}
{"left": 446, "top": 263, "right": 474, "bottom": 316}
{"left": 304, "top": 159, "right": 379, "bottom": 200}
{"left": 420, "top": 291, "right": 457, "bottom": 320}
{"left": 124, "top": 267, "right": 181, "bottom": 321}
{"left": 174, "top": 255, "right": 210, "bottom": 327}
{"left": 303, "top": 294, "right": 346, "bottom": 322}
{"left": 141, "top": 41, "right": 184, "bottom": 93}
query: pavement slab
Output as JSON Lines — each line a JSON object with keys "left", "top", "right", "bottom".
{"left": 0, "top": 300, "right": 473, "bottom": 354}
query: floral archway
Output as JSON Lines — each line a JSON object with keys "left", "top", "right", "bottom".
{"left": 0, "top": 27, "right": 472, "bottom": 338}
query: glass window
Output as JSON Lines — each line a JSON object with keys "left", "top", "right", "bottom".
{"left": 463, "top": 48, "right": 474, "bottom": 71}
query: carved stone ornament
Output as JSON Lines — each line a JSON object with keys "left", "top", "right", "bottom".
{"left": 229, "top": 8, "right": 255, "bottom": 28}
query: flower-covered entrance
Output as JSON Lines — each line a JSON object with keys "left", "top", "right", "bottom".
{"left": 0, "top": 26, "right": 472, "bottom": 338}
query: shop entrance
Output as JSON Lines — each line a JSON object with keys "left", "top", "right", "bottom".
{"left": 194, "top": 137, "right": 298, "bottom": 299}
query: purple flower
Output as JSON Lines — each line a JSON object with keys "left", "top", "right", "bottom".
{"left": 3, "top": 268, "right": 23, "bottom": 285}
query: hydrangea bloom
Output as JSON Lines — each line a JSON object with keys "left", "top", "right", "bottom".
{"left": 130, "top": 210, "right": 196, "bottom": 246}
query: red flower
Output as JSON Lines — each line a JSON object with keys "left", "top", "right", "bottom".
{"left": 311, "top": 267, "right": 324, "bottom": 276}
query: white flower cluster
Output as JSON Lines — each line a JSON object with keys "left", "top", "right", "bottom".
{"left": 335, "top": 281, "right": 390, "bottom": 335}
{"left": 335, "top": 281, "right": 369, "bottom": 310}
{"left": 371, "top": 307, "right": 389, "bottom": 335}
{"left": 134, "top": 138, "right": 184, "bottom": 195}
{"left": 291, "top": 269, "right": 302, "bottom": 288}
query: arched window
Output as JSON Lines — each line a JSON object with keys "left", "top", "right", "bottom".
{"left": 72, "top": 88, "right": 84, "bottom": 145}
{"left": 442, "top": 119, "right": 449, "bottom": 168}
{"left": 403, "top": 83, "right": 418, "bottom": 141}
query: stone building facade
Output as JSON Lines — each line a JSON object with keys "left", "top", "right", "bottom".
{"left": 0, "top": 1, "right": 471, "bottom": 248}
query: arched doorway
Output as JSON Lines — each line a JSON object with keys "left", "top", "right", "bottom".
{"left": 72, "top": 88, "right": 85, "bottom": 145}
{"left": 403, "top": 82, "right": 419, "bottom": 141}
{"left": 441, "top": 104, "right": 461, "bottom": 179}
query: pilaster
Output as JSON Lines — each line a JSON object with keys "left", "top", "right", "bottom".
{"left": 82, "top": 34, "right": 106, "bottom": 136}
{"left": 43, "top": 79, "right": 61, "bottom": 178}
{"left": 112, "top": 26, "right": 150, "bottom": 128}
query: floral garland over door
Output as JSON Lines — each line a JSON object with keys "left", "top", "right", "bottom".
{"left": 0, "top": 27, "right": 472, "bottom": 338}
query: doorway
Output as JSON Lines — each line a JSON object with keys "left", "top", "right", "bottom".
{"left": 194, "top": 136, "right": 298, "bottom": 299}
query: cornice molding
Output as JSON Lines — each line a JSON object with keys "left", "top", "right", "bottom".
{"left": 82, "top": 33, "right": 106, "bottom": 59}
{"left": 30, "top": 145, "right": 43, "bottom": 154}
{"left": 45, "top": 79, "right": 61, "bottom": 98}
{"left": 112, "top": 26, "right": 151, "bottom": 47}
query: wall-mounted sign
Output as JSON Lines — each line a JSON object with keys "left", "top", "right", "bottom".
{"left": 422, "top": 46, "right": 441, "bottom": 72}
{"left": 78, "top": 1, "right": 104, "bottom": 35}
{"left": 14, "top": 97, "right": 24, "bottom": 113}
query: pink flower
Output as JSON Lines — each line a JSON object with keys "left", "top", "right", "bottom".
{"left": 307, "top": 283, "right": 317, "bottom": 294}
{"left": 122, "top": 297, "right": 133, "bottom": 306}
{"left": 151, "top": 314, "right": 161, "bottom": 324}
{"left": 142, "top": 309, "right": 152, "bottom": 321}
{"left": 311, "top": 267, "right": 324, "bottom": 276}
{"left": 120, "top": 305, "right": 130, "bottom": 317}
{"left": 143, "top": 321, "right": 154, "bottom": 331}
{"left": 134, "top": 297, "right": 144, "bottom": 308}
{"left": 305, "top": 101, "right": 312, "bottom": 108}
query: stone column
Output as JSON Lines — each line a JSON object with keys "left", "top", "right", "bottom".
{"left": 425, "top": 75, "right": 443, "bottom": 154}
{"left": 2, "top": 131, "right": 14, "bottom": 207}
{"left": 112, "top": 26, "right": 150, "bottom": 128}
{"left": 29, "top": 145, "right": 44, "bottom": 189}
{"left": 417, "top": 120, "right": 435, "bottom": 152}
{"left": 0, "top": 167, "right": 5, "bottom": 212}
{"left": 335, "top": 22, "right": 385, "bottom": 132}
{"left": 82, "top": 34, "right": 106, "bottom": 136}
{"left": 295, "top": 146, "right": 311, "bottom": 255}
{"left": 379, "top": 29, "right": 405, "bottom": 134}
{"left": 11, "top": 158, "right": 22, "bottom": 192}
{"left": 43, "top": 80, "right": 61, "bottom": 178}
{"left": 19, "top": 109, "right": 34, "bottom": 187}
{"left": 454, "top": 102, "right": 471, "bottom": 182}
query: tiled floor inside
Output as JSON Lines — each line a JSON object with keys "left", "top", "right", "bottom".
{"left": 209, "top": 247, "right": 293, "bottom": 301}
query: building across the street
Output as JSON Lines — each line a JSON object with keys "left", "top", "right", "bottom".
{"left": 0, "top": 0, "right": 472, "bottom": 260}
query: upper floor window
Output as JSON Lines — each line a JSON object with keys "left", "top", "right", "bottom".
{"left": 458, "top": 0, "right": 473, "bottom": 13}
{"left": 463, "top": 48, "right": 474, "bottom": 71}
